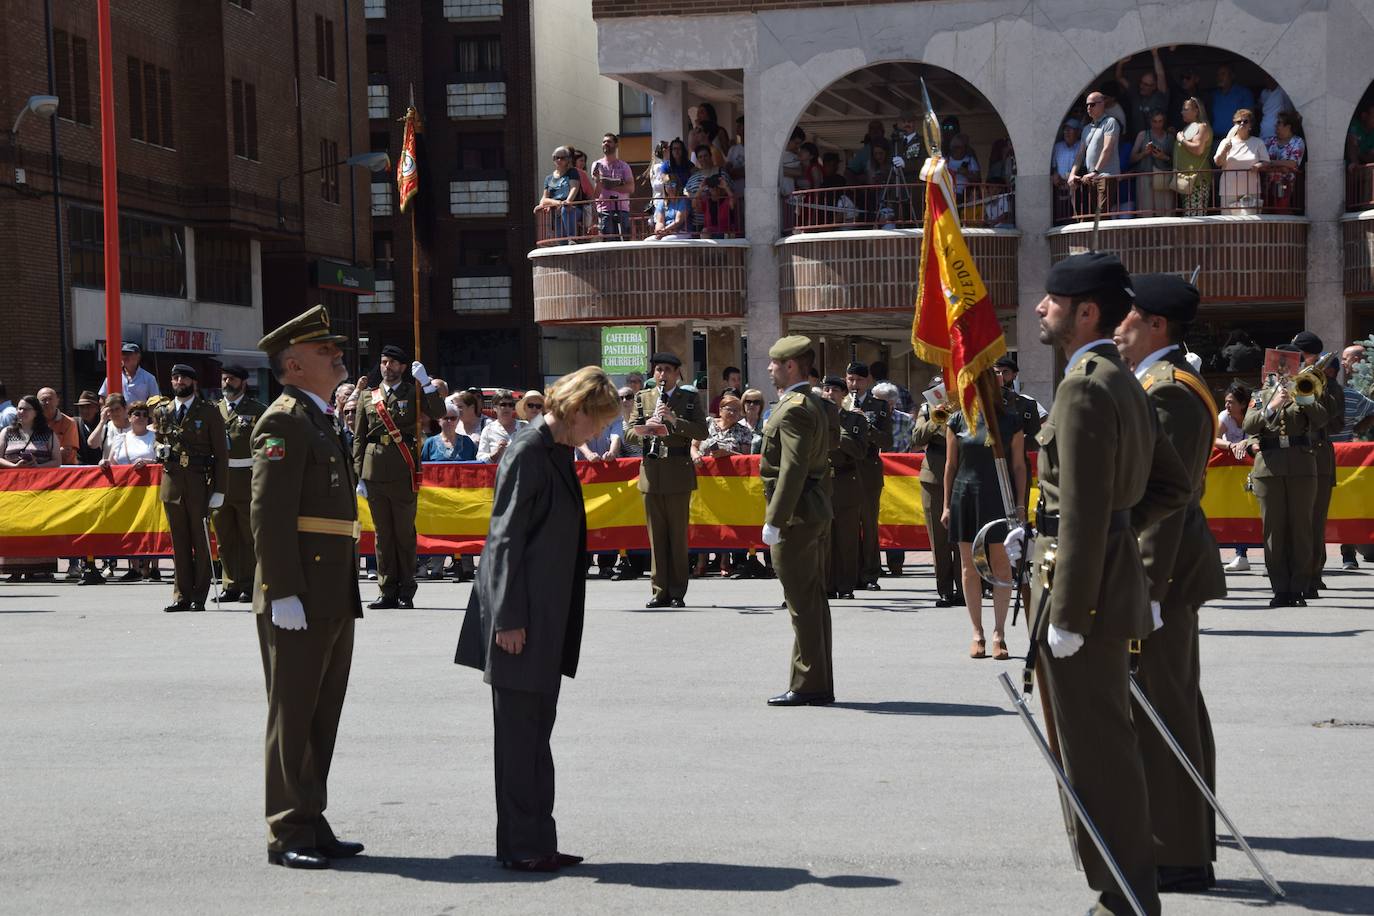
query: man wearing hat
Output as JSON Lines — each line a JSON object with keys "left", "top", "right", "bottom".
{"left": 1243, "top": 342, "right": 1329, "bottom": 607}
{"left": 251, "top": 304, "right": 365, "bottom": 869}
{"left": 352, "top": 344, "right": 446, "bottom": 609}
{"left": 1013, "top": 252, "right": 1190, "bottom": 916}
{"left": 214, "top": 365, "right": 268, "bottom": 603}
{"left": 153, "top": 364, "right": 229, "bottom": 612}
{"left": 762, "top": 336, "right": 834, "bottom": 706}
{"left": 1292, "top": 330, "right": 1343, "bottom": 595}
{"left": 820, "top": 376, "right": 866, "bottom": 599}
{"left": 98, "top": 341, "right": 160, "bottom": 406}
{"left": 74, "top": 390, "right": 106, "bottom": 466}
{"left": 912, "top": 378, "right": 959, "bottom": 606}
{"left": 994, "top": 355, "right": 1045, "bottom": 470}
{"left": 1114, "top": 273, "right": 1227, "bottom": 893}
{"left": 623, "top": 351, "right": 708, "bottom": 608}
{"left": 844, "top": 361, "right": 893, "bottom": 589}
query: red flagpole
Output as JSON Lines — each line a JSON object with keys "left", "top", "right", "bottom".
{"left": 96, "top": 0, "right": 122, "bottom": 395}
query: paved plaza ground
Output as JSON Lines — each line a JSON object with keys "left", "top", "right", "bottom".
{"left": 2, "top": 553, "right": 1371, "bottom": 914}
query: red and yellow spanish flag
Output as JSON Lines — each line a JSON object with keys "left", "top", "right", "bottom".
{"left": 911, "top": 156, "right": 1006, "bottom": 431}
{"left": 396, "top": 106, "right": 420, "bottom": 213}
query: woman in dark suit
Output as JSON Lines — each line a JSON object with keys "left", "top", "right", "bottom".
{"left": 455, "top": 366, "right": 620, "bottom": 872}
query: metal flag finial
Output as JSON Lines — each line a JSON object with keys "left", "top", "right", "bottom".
{"left": 920, "top": 78, "right": 942, "bottom": 161}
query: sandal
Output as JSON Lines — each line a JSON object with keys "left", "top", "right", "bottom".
{"left": 990, "top": 636, "right": 1010, "bottom": 660}
{"left": 969, "top": 637, "right": 987, "bottom": 659}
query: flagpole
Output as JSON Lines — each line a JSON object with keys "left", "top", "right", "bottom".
{"left": 96, "top": 0, "right": 122, "bottom": 396}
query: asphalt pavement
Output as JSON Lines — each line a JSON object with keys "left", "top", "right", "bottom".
{"left": 1, "top": 553, "right": 1371, "bottom": 914}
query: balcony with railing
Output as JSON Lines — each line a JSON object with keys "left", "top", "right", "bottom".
{"left": 777, "top": 181, "right": 1020, "bottom": 317}
{"left": 1047, "top": 169, "right": 1308, "bottom": 302}
{"left": 1343, "top": 164, "right": 1374, "bottom": 298}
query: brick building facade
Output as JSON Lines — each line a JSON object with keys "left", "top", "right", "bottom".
{"left": 0, "top": 0, "right": 370, "bottom": 402}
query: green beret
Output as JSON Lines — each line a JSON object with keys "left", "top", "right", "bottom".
{"left": 258, "top": 304, "right": 349, "bottom": 357}
{"left": 1131, "top": 273, "right": 1199, "bottom": 323}
{"left": 768, "top": 335, "right": 814, "bottom": 361}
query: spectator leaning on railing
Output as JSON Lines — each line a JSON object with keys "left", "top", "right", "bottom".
{"left": 1214, "top": 107, "right": 1269, "bottom": 214}
{"left": 1070, "top": 91, "right": 1121, "bottom": 214}
{"left": 477, "top": 390, "right": 527, "bottom": 463}
{"left": 591, "top": 132, "right": 634, "bottom": 240}
{"left": 1265, "top": 110, "right": 1306, "bottom": 209}
{"left": 0, "top": 395, "right": 61, "bottom": 583}
{"left": 535, "top": 146, "right": 581, "bottom": 242}
{"left": 651, "top": 176, "right": 691, "bottom": 240}
{"left": 1175, "top": 96, "right": 1214, "bottom": 215}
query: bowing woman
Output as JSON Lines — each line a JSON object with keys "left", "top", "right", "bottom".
{"left": 455, "top": 366, "right": 621, "bottom": 873}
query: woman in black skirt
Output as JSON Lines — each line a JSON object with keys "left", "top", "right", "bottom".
{"left": 940, "top": 403, "right": 1026, "bottom": 660}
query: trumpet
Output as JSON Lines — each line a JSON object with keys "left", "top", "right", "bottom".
{"left": 1292, "top": 352, "right": 1334, "bottom": 405}
{"left": 931, "top": 404, "right": 950, "bottom": 425}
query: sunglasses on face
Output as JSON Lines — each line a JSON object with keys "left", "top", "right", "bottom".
{"left": 621, "top": 395, "right": 635, "bottom": 401}
{"left": 497, "top": 401, "right": 516, "bottom": 408}
{"left": 743, "top": 400, "right": 762, "bottom": 406}
{"left": 525, "top": 402, "right": 544, "bottom": 410}
{"left": 1235, "top": 119, "right": 1250, "bottom": 125}
{"left": 553, "top": 155, "right": 567, "bottom": 160}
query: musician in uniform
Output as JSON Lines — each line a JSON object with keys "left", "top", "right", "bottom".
{"left": 995, "top": 355, "right": 1045, "bottom": 502}
{"left": 1114, "top": 274, "right": 1227, "bottom": 893}
{"left": 1292, "top": 330, "right": 1343, "bottom": 597}
{"left": 844, "top": 361, "right": 893, "bottom": 590}
{"left": 622, "top": 352, "right": 708, "bottom": 609}
{"left": 1017, "top": 252, "right": 1190, "bottom": 916}
{"left": 912, "top": 384, "right": 959, "bottom": 606}
{"left": 820, "top": 376, "right": 867, "bottom": 599}
{"left": 1243, "top": 343, "right": 1329, "bottom": 607}
{"left": 214, "top": 365, "right": 267, "bottom": 603}
{"left": 153, "top": 364, "right": 229, "bottom": 613}
{"left": 351, "top": 344, "right": 446, "bottom": 610}
{"left": 251, "top": 305, "right": 365, "bottom": 870}
{"left": 761, "top": 336, "right": 835, "bottom": 706}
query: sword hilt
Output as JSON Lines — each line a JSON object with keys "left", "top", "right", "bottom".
{"left": 1128, "top": 638, "right": 1142, "bottom": 674}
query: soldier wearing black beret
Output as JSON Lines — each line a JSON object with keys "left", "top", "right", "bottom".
{"left": 214, "top": 364, "right": 267, "bottom": 603}
{"left": 1291, "top": 330, "right": 1342, "bottom": 594}
{"left": 843, "top": 360, "right": 892, "bottom": 589}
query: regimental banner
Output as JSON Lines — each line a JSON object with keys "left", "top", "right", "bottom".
{"left": 2, "top": 446, "right": 1372, "bottom": 557}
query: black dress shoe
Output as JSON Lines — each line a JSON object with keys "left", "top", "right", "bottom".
{"left": 554, "top": 852, "right": 583, "bottom": 868}
{"left": 1268, "top": 593, "right": 1290, "bottom": 608}
{"left": 668, "top": 598, "right": 686, "bottom": 608}
{"left": 645, "top": 597, "right": 670, "bottom": 608}
{"left": 78, "top": 570, "right": 106, "bottom": 586}
{"left": 934, "top": 596, "right": 953, "bottom": 608}
{"left": 220, "top": 589, "right": 242, "bottom": 603}
{"left": 268, "top": 848, "right": 330, "bottom": 869}
{"left": 1157, "top": 864, "right": 1214, "bottom": 893}
{"left": 1303, "top": 587, "right": 1319, "bottom": 600}
{"left": 318, "top": 838, "right": 365, "bottom": 859}
{"left": 838, "top": 591, "right": 854, "bottom": 600}
{"left": 368, "top": 597, "right": 400, "bottom": 609}
{"left": 239, "top": 591, "right": 254, "bottom": 603}
{"left": 502, "top": 855, "right": 561, "bottom": 872}
{"left": 767, "top": 690, "right": 835, "bottom": 707}
{"left": 397, "top": 597, "right": 414, "bottom": 609}
{"left": 163, "top": 601, "right": 193, "bottom": 613}
{"left": 610, "top": 570, "right": 640, "bottom": 581}
{"left": 864, "top": 581, "right": 882, "bottom": 591}
{"left": 190, "top": 601, "right": 206, "bottom": 612}
{"left": 1293, "top": 595, "right": 1307, "bottom": 607}
{"left": 118, "top": 569, "right": 142, "bottom": 582}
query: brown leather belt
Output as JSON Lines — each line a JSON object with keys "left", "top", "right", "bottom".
{"left": 297, "top": 516, "right": 361, "bottom": 539}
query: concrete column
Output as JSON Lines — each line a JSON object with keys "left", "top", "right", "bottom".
{"left": 184, "top": 227, "right": 198, "bottom": 303}
{"left": 1014, "top": 176, "right": 1055, "bottom": 406}
{"left": 655, "top": 321, "right": 692, "bottom": 375}
{"left": 705, "top": 326, "right": 741, "bottom": 402}
{"left": 743, "top": 66, "right": 783, "bottom": 391}
{"left": 651, "top": 81, "right": 689, "bottom": 146}
{"left": 1305, "top": 157, "right": 1348, "bottom": 350}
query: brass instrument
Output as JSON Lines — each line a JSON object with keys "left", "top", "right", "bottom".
{"left": 930, "top": 404, "right": 950, "bottom": 425}
{"left": 1292, "top": 352, "right": 1334, "bottom": 405}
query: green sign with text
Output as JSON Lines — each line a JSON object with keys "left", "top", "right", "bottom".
{"left": 600, "top": 326, "right": 651, "bottom": 374}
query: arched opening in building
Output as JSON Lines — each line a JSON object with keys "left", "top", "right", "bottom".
{"left": 1344, "top": 83, "right": 1374, "bottom": 341}
{"left": 1050, "top": 46, "right": 1306, "bottom": 224}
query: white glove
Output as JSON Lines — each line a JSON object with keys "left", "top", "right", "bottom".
{"left": 271, "top": 595, "right": 308, "bottom": 631}
{"left": 1003, "top": 526, "right": 1026, "bottom": 566}
{"left": 1150, "top": 600, "right": 1163, "bottom": 632}
{"left": 761, "top": 524, "right": 781, "bottom": 546}
{"left": 356, "top": 481, "right": 368, "bottom": 499}
{"left": 891, "top": 155, "right": 905, "bottom": 169}
{"left": 410, "top": 361, "right": 431, "bottom": 385}
{"left": 1047, "top": 624, "right": 1084, "bottom": 658}
{"left": 208, "top": 492, "right": 225, "bottom": 510}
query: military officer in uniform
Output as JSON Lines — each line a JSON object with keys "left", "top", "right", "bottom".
{"left": 912, "top": 382, "right": 958, "bottom": 606}
{"left": 1243, "top": 343, "right": 1329, "bottom": 607}
{"left": 623, "top": 352, "right": 708, "bottom": 608}
{"left": 1292, "top": 330, "right": 1343, "bottom": 597}
{"left": 1013, "top": 252, "right": 1190, "bottom": 916}
{"left": 762, "top": 337, "right": 835, "bottom": 706}
{"left": 154, "top": 364, "right": 229, "bottom": 613}
{"left": 214, "top": 365, "right": 267, "bottom": 603}
{"left": 251, "top": 305, "right": 365, "bottom": 870}
{"left": 844, "top": 361, "right": 893, "bottom": 590}
{"left": 1115, "top": 274, "right": 1228, "bottom": 893}
{"left": 994, "top": 355, "right": 1044, "bottom": 501}
{"left": 352, "top": 344, "right": 446, "bottom": 609}
{"left": 820, "top": 376, "right": 866, "bottom": 599}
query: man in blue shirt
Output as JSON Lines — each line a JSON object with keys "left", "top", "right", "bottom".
{"left": 1210, "top": 64, "right": 1255, "bottom": 149}
{"left": 98, "top": 342, "right": 160, "bottom": 405}
{"left": 0, "top": 379, "right": 15, "bottom": 429}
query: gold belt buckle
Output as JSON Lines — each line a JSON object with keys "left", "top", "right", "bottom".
{"left": 179, "top": 453, "right": 189, "bottom": 469}
{"left": 1279, "top": 435, "right": 1290, "bottom": 448}
{"left": 380, "top": 434, "right": 391, "bottom": 446}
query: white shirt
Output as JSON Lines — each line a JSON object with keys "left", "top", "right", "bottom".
{"left": 99, "top": 366, "right": 159, "bottom": 405}
{"left": 1259, "top": 85, "right": 1292, "bottom": 139}
{"left": 477, "top": 419, "right": 527, "bottom": 462}
{"left": 109, "top": 428, "right": 157, "bottom": 465}
{"left": 1064, "top": 338, "right": 1117, "bottom": 376}
{"left": 299, "top": 389, "right": 333, "bottom": 416}
{"left": 1218, "top": 410, "right": 1246, "bottom": 443}
{"left": 1133, "top": 344, "right": 1179, "bottom": 381}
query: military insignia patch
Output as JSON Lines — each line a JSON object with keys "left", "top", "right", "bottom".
{"left": 397, "top": 401, "right": 408, "bottom": 412}
{"left": 263, "top": 437, "right": 286, "bottom": 461}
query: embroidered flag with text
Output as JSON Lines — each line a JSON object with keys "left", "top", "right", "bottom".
{"left": 396, "top": 106, "right": 420, "bottom": 213}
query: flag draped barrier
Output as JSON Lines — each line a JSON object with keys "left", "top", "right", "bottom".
{"left": 1, "top": 445, "right": 1371, "bottom": 558}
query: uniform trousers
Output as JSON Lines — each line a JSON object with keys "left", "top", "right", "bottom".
{"left": 1041, "top": 635, "right": 1161, "bottom": 916}
{"left": 919, "top": 478, "right": 955, "bottom": 596}
{"left": 774, "top": 522, "right": 833, "bottom": 696}
{"left": 1251, "top": 474, "right": 1316, "bottom": 594}
{"left": 256, "top": 612, "right": 354, "bottom": 852}
{"left": 828, "top": 489, "right": 862, "bottom": 595}
{"left": 366, "top": 478, "right": 420, "bottom": 601}
{"left": 492, "top": 684, "right": 560, "bottom": 862}
{"left": 1136, "top": 601, "right": 1216, "bottom": 866}
{"left": 643, "top": 491, "right": 691, "bottom": 601}
{"left": 212, "top": 497, "right": 255, "bottom": 593}
{"left": 162, "top": 472, "right": 212, "bottom": 604}
{"left": 1310, "top": 470, "right": 1334, "bottom": 584}
{"left": 857, "top": 467, "right": 884, "bottom": 585}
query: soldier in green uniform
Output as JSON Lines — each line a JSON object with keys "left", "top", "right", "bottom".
{"left": 351, "top": 344, "right": 446, "bottom": 609}
{"left": 1243, "top": 343, "right": 1329, "bottom": 607}
{"left": 153, "top": 364, "right": 229, "bottom": 613}
{"left": 761, "top": 336, "right": 835, "bottom": 707}
{"left": 252, "top": 305, "right": 365, "bottom": 870}
{"left": 214, "top": 365, "right": 267, "bottom": 603}
{"left": 821, "top": 376, "right": 867, "bottom": 600}
{"left": 995, "top": 355, "right": 1045, "bottom": 501}
{"left": 1114, "top": 274, "right": 1228, "bottom": 893}
{"left": 1292, "top": 331, "right": 1343, "bottom": 597}
{"left": 912, "top": 385, "right": 958, "bottom": 606}
{"left": 845, "top": 362, "right": 893, "bottom": 590}
{"left": 622, "top": 352, "right": 708, "bottom": 608}
{"left": 1017, "top": 252, "right": 1190, "bottom": 916}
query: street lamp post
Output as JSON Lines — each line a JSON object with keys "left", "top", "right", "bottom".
{"left": 275, "top": 151, "right": 391, "bottom": 228}
{"left": 8, "top": 94, "right": 59, "bottom": 184}
{"left": 10, "top": 93, "right": 64, "bottom": 400}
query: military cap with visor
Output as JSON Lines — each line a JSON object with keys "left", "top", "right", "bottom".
{"left": 768, "top": 335, "right": 814, "bottom": 361}
{"left": 257, "top": 304, "right": 349, "bottom": 357}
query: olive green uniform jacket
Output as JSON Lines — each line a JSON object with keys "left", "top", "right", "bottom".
{"left": 351, "top": 379, "right": 447, "bottom": 483}
{"left": 622, "top": 386, "right": 710, "bottom": 493}
{"left": 220, "top": 396, "right": 269, "bottom": 500}
{"left": 153, "top": 396, "right": 230, "bottom": 503}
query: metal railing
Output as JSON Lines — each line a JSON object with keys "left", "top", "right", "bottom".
{"left": 1345, "top": 163, "right": 1374, "bottom": 211}
{"left": 785, "top": 181, "right": 1015, "bottom": 232}
{"left": 1051, "top": 167, "right": 1304, "bottom": 225}
{"left": 533, "top": 194, "right": 744, "bottom": 246}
